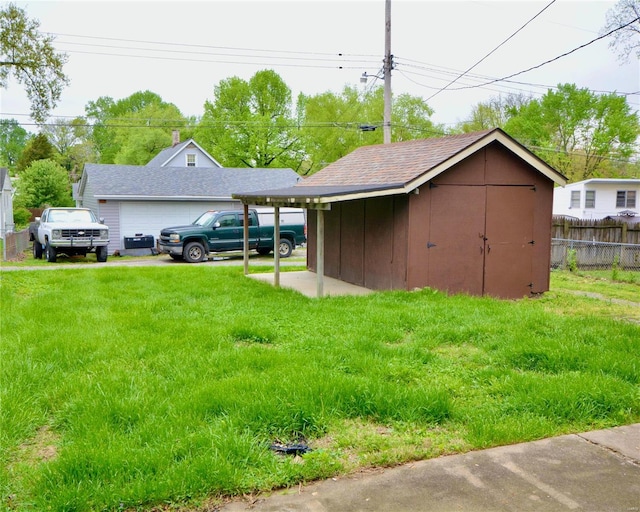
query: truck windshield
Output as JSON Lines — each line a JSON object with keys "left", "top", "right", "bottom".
{"left": 193, "top": 211, "right": 218, "bottom": 226}
{"left": 48, "top": 209, "right": 97, "bottom": 223}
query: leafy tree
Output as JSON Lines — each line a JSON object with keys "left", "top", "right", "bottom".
{"left": 0, "top": 3, "right": 69, "bottom": 123}
{"left": 392, "top": 92, "right": 442, "bottom": 141}
{"left": 42, "top": 117, "right": 97, "bottom": 177}
{"left": 0, "top": 118, "right": 28, "bottom": 172}
{"left": 505, "top": 84, "right": 639, "bottom": 181}
{"left": 16, "top": 158, "right": 73, "bottom": 207}
{"left": 15, "top": 132, "right": 55, "bottom": 173}
{"left": 602, "top": 0, "right": 640, "bottom": 62}
{"left": 459, "top": 94, "right": 532, "bottom": 133}
{"left": 86, "top": 91, "right": 189, "bottom": 164}
{"left": 115, "top": 128, "right": 172, "bottom": 165}
{"left": 197, "top": 70, "right": 305, "bottom": 170}
{"left": 295, "top": 86, "right": 369, "bottom": 174}
{"left": 297, "top": 85, "right": 443, "bottom": 174}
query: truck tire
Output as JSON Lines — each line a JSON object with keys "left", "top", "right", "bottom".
{"left": 96, "top": 246, "right": 108, "bottom": 262}
{"left": 184, "top": 241, "right": 206, "bottom": 263}
{"left": 278, "top": 238, "right": 293, "bottom": 258}
{"left": 45, "top": 241, "right": 57, "bottom": 263}
{"left": 33, "top": 242, "right": 43, "bottom": 259}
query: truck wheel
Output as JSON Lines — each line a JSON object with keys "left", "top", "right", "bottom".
{"left": 278, "top": 239, "right": 293, "bottom": 258}
{"left": 96, "top": 246, "right": 108, "bottom": 262}
{"left": 33, "top": 242, "right": 43, "bottom": 259}
{"left": 184, "top": 242, "right": 206, "bottom": 263}
{"left": 45, "top": 241, "right": 57, "bottom": 263}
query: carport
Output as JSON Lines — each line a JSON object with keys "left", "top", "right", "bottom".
{"left": 234, "top": 184, "right": 397, "bottom": 298}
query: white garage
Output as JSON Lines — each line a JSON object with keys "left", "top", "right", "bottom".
{"left": 119, "top": 201, "right": 238, "bottom": 242}
{"left": 77, "top": 164, "right": 302, "bottom": 255}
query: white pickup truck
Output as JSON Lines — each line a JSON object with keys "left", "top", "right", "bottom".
{"left": 30, "top": 207, "right": 110, "bottom": 262}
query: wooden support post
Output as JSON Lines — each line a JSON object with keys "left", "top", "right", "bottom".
{"left": 274, "top": 206, "right": 280, "bottom": 288}
{"left": 316, "top": 209, "right": 324, "bottom": 297}
{"left": 243, "top": 203, "right": 249, "bottom": 276}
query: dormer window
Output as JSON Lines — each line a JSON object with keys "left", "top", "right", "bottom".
{"left": 186, "top": 154, "right": 196, "bottom": 167}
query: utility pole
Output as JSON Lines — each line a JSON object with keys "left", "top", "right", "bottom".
{"left": 383, "top": 0, "right": 392, "bottom": 144}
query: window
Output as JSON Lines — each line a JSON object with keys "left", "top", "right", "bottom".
{"left": 217, "top": 214, "right": 237, "bottom": 227}
{"left": 570, "top": 190, "right": 580, "bottom": 208}
{"left": 186, "top": 154, "right": 196, "bottom": 167}
{"left": 616, "top": 190, "right": 636, "bottom": 208}
{"left": 585, "top": 190, "right": 596, "bottom": 209}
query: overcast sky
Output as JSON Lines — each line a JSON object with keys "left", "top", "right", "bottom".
{"left": 1, "top": 0, "right": 639, "bottom": 132}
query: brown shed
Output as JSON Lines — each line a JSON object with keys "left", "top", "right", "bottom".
{"left": 234, "top": 128, "right": 567, "bottom": 299}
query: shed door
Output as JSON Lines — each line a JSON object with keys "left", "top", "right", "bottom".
{"left": 427, "top": 184, "right": 535, "bottom": 298}
{"left": 484, "top": 185, "right": 534, "bottom": 299}
{"left": 427, "top": 185, "right": 485, "bottom": 296}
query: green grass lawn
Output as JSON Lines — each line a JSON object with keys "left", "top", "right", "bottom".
{"left": 1, "top": 265, "right": 638, "bottom": 511}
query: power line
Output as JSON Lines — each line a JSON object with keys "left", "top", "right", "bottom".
{"left": 49, "top": 31, "right": 379, "bottom": 59}
{"left": 425, "top": 0, "right": 558, "bottom": 102}
{"left": 443, "top": 15, "right": 640, "bottom": 93}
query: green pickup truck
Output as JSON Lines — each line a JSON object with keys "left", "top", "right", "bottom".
{"left": 157, "top": 208, "right": 306, "bottom": 263}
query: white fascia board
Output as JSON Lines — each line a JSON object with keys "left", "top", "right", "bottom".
{"left": 162, "top": 139, "right": 223, "bottom": 168}
{"left": 404, "top": 131, "right": 567, "bottom": 191}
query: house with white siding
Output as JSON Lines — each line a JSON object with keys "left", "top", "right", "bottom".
{"left": 553, "top": 178, "right": 639, "bottom": 220}
{"left": 76, "top": 137, "right": 301, "bottom": 254}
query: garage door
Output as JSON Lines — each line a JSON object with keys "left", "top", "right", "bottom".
{"left": 119, "top": 201, "right": 237, "bottom": 245}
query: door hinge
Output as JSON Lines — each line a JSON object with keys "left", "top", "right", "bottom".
{"left": 530, "top": 185, "right": 536, "bottom": 191}
{"left": 429, "top": 182, "right": 438, "bottom": 189}
{"left": 427, "top": 241, "right": 437, "bottom": 248}
{"left": 528, "top": 240, "right": 535, "bottom": 245}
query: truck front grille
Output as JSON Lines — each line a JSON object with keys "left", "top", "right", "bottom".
{"left": 61, "top": 229, "right": 103, "bottom": 239}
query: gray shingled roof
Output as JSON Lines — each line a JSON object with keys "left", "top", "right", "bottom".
{"left": 82, "top": 164, "right": 301, "bottom": 198}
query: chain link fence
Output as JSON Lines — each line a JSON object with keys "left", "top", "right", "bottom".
{"left": 2, "top": 228, "right": 31, "bottom": 261}
{"left": 551, "top": 238, "right": 640, "bottom": 271}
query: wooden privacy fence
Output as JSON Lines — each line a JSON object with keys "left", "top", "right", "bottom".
{"left": 552, "top": 216, "right": 640, "bottom": 244}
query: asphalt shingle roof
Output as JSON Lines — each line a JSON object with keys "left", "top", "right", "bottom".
{"left": 232, "top": 129, "right": 567, "bottom": 206}
{"left": 82, "top": 165, "right": 301, "bottom": 198}
{"left": 298, "top": 130, "right": 494, "bottom": 187}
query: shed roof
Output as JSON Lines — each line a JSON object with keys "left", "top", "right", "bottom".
{"left": 79, "top": 164, "right": 301, "bottom": 200}
{"left": 233, "top": 128, "right": 567, "bottom": 208}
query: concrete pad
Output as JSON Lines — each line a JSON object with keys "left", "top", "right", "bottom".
{"left": 248, "top": 271, "right": 374, "bottom": 298}
{"left": 221, "top": 424, "right": 640, "bottom": 512}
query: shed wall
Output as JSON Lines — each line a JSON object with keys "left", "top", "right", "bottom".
{"left": 307, "top": 195, "right": 408, "bottom": 289}
{"left": 307, "top": 142, "right": 555, "bottom": 299}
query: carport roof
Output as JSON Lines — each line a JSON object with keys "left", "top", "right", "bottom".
{"left": 233, "top": 128, "right": 567, "bottom": 208}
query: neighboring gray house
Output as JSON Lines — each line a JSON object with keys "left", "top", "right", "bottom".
{"left": 146, "top": 132, "right": 223, "bottom": 168}
{"left": 76, "top": 165, "right": 302, "bottom": 254}
{"left": 0, "top": 168, "right": 14, "bottom": 239}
